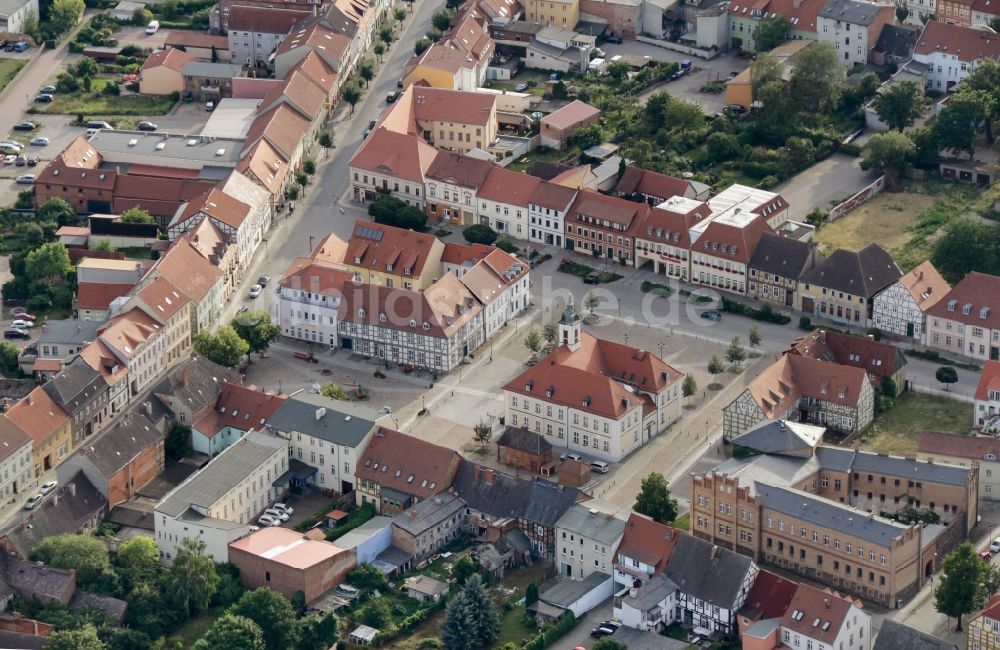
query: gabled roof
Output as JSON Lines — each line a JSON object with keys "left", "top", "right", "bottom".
{"left": 278, "top": 259, "right": 354, "bottom": 296}
{"left": 132, "top": 276, "right": 190, "bottom": 324}
{"left": 540, "top": 100, "right": 599, "bottom": 131}
{"left": 425, "top": 149, "right": 493, "bottom": 189}
{"left": 781, "top": 583, "right": 861, "bottom": 645}
{"left": 616, "top": 513, "right": 681, "bottom": 575}
{"left": 236, "top": 138, "right": 288, "bottom": 197}
{"left": 873, "top": 620, "right": 957, "bottom": 650}
{"left": 730, "top": 419, "right": 825, "bottom": 455}
{"left": 153, "top": 236, "right": 224, "bottom": 303}
{"left": 0, "top": 415, "right": 30, "bottom": 464}
{"left": 567, "top": 190, "right": 648, "bottom": 229}
{"left": 177, "top": 186, "right": 252, "bottom": 230}
{"left": 926, "top": 272, "right": 1000, "bottom": 329}
{"left": 267, "top": 392, "right": 380, "bottom": 447}
{"left": 140, "top": 48, "right": 194, "bottom": 73}
{"left": 151, "top": 356, "right": 238, "bottom": 416}
{"left": 289, "top": 50, "right": 338, "bottom": 95}
{"left": 227, "top": 5, "right": 311, "bottom": 33}
{"left": 259, "top": 70, "right": 326, "bottom": 121}
{"left": 477, "top": 166, "right": 540, "bottom": 207}
{"left": 450, "top": 459, "right": 579, "bottom": 526}
{"left": 884, "top": 260, "right": 949, "bottom": 313}
{"left": 410, "top": 41, "right": 478, "bottom": 76}
{"left": 529, "top": 180, "right": 577, "bottom": 210}
{"left": 410, "top": 86, "right": 496, "bottom": 126}
{"left": 441, "top": 241, "right": 494, "bottom": 267}
{"left": 915, "top": 20, "right": 1000, "bottom": 62}
{"left": 276, "top": 22, "right": 351, "bottom": 60}
{"left": 875, "top": 24, "right": 918, "bottom": 57}
{"left": 5, "top": 388, "right": 69, "bottom": 449}
{"left": 692, "top": 213, "right": 772, "bottom": 264}
{"left": 194, "top": 381, "right": 286, "bottom": 438}
{"left": 42, "top": 356, "right": 106, "bottom": 416}
{"left": 977, "top": 361, "right": 1000, "bottom": 401}
{"left": 75, "top": 282, "right": 135, "bottom": 311}
{"left": 497, "top": 426, "right": 552, "bottom": 455}
{"left": 800, "top": 243, "right": 901, "bottom": 299}
{"left": 345, "top": 221, "right": 438, "bottom": 279}
{"left": 243, "top": 104, "right": 312, "bottom": 162}
{"left": 97, "top": 309, "right": 161, "bottom": 363}
{"left": 818, "top": 0, "right": 889, "bottom": 25}
{"left": 788, "top": 328, "right": 907, "bottom": 383}
{"left": 743, "top": 353, "right": 870, "bottom": 419}
{"left": 748, "top": 232, "right": 816, "bottom": 279}
{"left": 79, "top": 407, "right": 162, "bottom": 478}
{"left": 739, "top": 569, "right": 798, "bottom": 621}
{"left": 355, "top": 427, "right": 461, "bottom": 499}
{"left": 349, "top": 128, "right": 438, "bottom": 183}
{"left": 615, "top": 166, "right": 703, "bottom": 200}
{"left": 459, "top": 249, "right": 529, "bottom": 306}
{"left": 556, "top": 504, "right": 626, "bottom": 545}
{"left": 664, "top": 534, "right": 755, "bottom": 609}
{"left": 164, "top": 30, "right": 230, "bottom": 50}
{"left": 920, "top": 429, "right": 1000, "bottom": 460}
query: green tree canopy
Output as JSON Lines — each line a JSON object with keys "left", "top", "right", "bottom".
{"left": 682, "top": 373, "right": 697, "bottom": 399}
{"left": 931, "top": 218, "right": 1000, "bottom": 281}
{"left": 320, "top": 382, "right": 349, "bottom": 401}
{"left": 633, "top": 472, "right": 679, "bottom": 524}
{"left": 570, "top": 123, "right": 603, "bottom": 150}
{"left": 194, "top": 613, "right": 266, "bottom": 650}
{"left": 861, "top": 131, "right": 916, "bottom": 189}
{"left": 358, "top": 59, "right": 375, "bottom": 87}
{"left": 49, "top": 0, "right": 84, "bottom": 33}
{"left": 727, "top": 336, "right": 747, "bottom": 365}
{"left": 754, "top": 14, "right": 789, "bottom": 52}
{"left": 36, "top": 196, "right": 77, "bottom": 226}
{"left": 432, "top": 9, "right": 452, "bottom": 30}
{"left": 194, "top": 326, "right": 250, "bottom": 368}
{"left": 790, "top": 41, "right": 844, "bottom": 112}
{"left": 442, "top": 574, "right": 498, "bottom": 650}
{"left": 936, "top": 366, "right": 959, "bottom": 389}
{"left": 962, "top": 57, "right": 1000, "bottom": 142}
{"left": 367, "top": 195, "right": 428, "bottom": 231}
{"left": 46, "top": 625, "right": 105, "bottom": 650}
{"left": 231, "top": 311, "right": 280, "bottom": 360}
{"left": 463, "top": 224, "right": 498, "bottom": 245}
{"left": 593, "top": 640, "right": 628, "bottom": 650}
{"left": 749, "top": 325, "right": 763, "bottom": 348}
{"left": 25, "top": 242, "right": 71, "bottom": 285}
{"left": 33, "top": 534, "right": 111, "bottom": 588}
{"left": 116, "top": 536, "right": 160, "bottom": 588}
{"left": 296, "top": 613, "right": 339, "bottom": 650}
{"left": 607, "top": 60, "right": 630, "bottom": 81}
{"left": 119, "top": 207, "right": 155, "bottom": 224}
{"left": 231, "top": 588, "right": 299, "bottom": 650}
{"left": 414, "top": 38, "right": 431, "bottom": 55}
{"left": 165, "top": 538, "right": 221, "bottom": 618}
{"left": 542, "top": 322, "right": 558, "bottom": 348}
{"left": 872, "top": 79, "right": 925, "bottom": 131}
{"left": 0, "top": 341, "right": 19, "bottom": 374}
{"left": 936, "top": 89, "right": 995, "bottom": 159}
{"left": 360, "top": 597, "right": 393, "bottom": 628}
{"left": 90, "top": 237, "right": 116, "bottom": 252}
{"left": 524, "top": 328, "right": 541, "bottom": 354}
{"left": 342, "top": 83, "right": 361, "bottom": 114}
{"left": 935, "top": 541, "right": 987, "bottom": 630}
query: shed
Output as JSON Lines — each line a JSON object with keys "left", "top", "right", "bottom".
{"left": 112, "top": 1, "right": 143, "bottom": 21}
{"left": 403, "top": 575, "right": 449, "bottom": 603}
{"left": 538, "top": 571, "right": 613, "bottom": 617}
{"left": 349, "top": 625, "right": 379, "bottom": 645}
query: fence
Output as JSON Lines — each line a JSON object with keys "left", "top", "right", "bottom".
{"left": 635, "top": 35, "right": 721, "bottom": 60}
{"left": 827, "top": 174, "right": 886, "bottom": 221}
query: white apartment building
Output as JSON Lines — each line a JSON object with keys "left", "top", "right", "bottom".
{"left": 913, "top": 20, "right": 1000, "bottom": 91}
{"left": 925, "top": 272, "right": 1000, "bottom": 362}
{"left": 633, "top": 198, "right": 711, "bottom": 282}
{"left": 816, "top": 0, "right": 892, "bottom": 68}
{"left": 872, "top": 261, "right": 949, "bottom": 340}
{"left": 477, "top": 166, "right": 539, "bottom": 241}
{"left": 779, "top": 584, "right": 872, "bottom": 650}
{"left": 97, "top": 308, "right": 166, "bottom": 400}
{"left": 528, "top": 181, "right": 577, "bottom": 248}
{"left": 459, "top": 249, "right": 530, "bottom": 340}
{"left": 976, "top": 362, "right": 1000, "bottom": 433}
{"left": 267, "top": 393, "right": 386, "bottom": 495}
{"left": 155, "top": 430, "right": 289, "bottom": 563}
{"left": 275, "top": 260, "right": 354, "bottom": 347}
{"left": 0, "top": 417, "right": 35, "bottom": 504}
{"left": 227, "top": 5, "right": 311, "bottom": 67}
{"left": 556, "top": 505, "right": 626, "bottom": 580}
{"left": 689, "top": 210, "right": 773, "bottom": 297}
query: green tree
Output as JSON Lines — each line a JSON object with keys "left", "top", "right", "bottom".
{"left": 15, "top": 222, "right": 44, "bottom": 247}
{"left": 754, "top": 14, "right": 789, "bottom": 52}
{"left": 525, "top": 582, "right": 538, "bottom": 606}
{"left": 432, "top": 9, "right": 452, "bottom": 30}
{"left": 607, "top": 60, "right": 630, "bottom": 81}
{"left": 166, "top": 538, "right": 220, "bottom": 618}
{"left": 632, "top": 472, "right": 678, "bottom": 524}
{"left": 462, "top": 224, "right": 498, "bottom": 245}
{"left": 542, "top": 322, "right": 558, "bottom": 349}
{"left": 166, "top": 424, "right": 191, "bottom": 462}
{"left": 682, "top": 373, "right": 697, "bottom": 402}
{"left": 750, "top": 52, "right": 783, "bottom": 89}
{"left": 935, "top": 541, "right": 987, "bottom": 631}
{"left": 285, "top": 183, "right": 301, "bottom": 201}
{"left": 936, "top": 366, "right": 958, "bottom": 390}
{"left": 318, "top": 132, "right": 334, "bottom": 148}
{"left": 452, "top": 555, "right": 479, "bottom": 586}
{"left": 297, "top": 613, "right": 338, "bottom": 650}
{"left": 962, "top": 57, "right": 1000, "bottom": 142}
{"left": 34, "top": 197, "right": 75, "bottom": 226}
{"left": 524, "top": 328, "right": 541, "bottom": 355}
{"left": 784, "top": 136, "right": 816, "bottom": 169}
{"left": 116, "top": 536, "right": 159, "bottom": 589}
{"left": 194, "top": 327, "right": 250, "bottom": 368}
{"left": 931, "top": 218, "right": 1000, "bottom": 281}
{"left": 442, "top": 574, "right": 497, "bottom": 650}
{"left": 367, "top": 195, "right": 427, "bottom": 230}
{"left": 0, "top": 341, "right": 19, "bottom": 375}
{"left": 194, "top": 613, "right": 266, "bottom": 650}
{"left": 49, "top": 0, "right": 84, "bottom": 33}
{"left": 379, "top": 25, "right": 395, "bottom": 44}
{"left": 748, "top": 325, "right": 762, "bottom": 348}
{"left": 706, "top": 132, "right": 741, "bottom": 162}
{"left": 584, "top": 291, "right": 599, "bottom": 315}
{"left": 873, "top": 79, "right": 925, "bottom": 131}
{"left": 707, "top": 354, "right": 724, "bottom": 378}
{"left": 74, "top": 57, "right": 98, "bottom": 80}
{"left": 358, "top": 59, "right": 375, "bottom": 87}
{"left": 755, "top": 79, "right": 798, "bottom": 130}
{"left": 360, "top": 597, "right": 393, "bottom": 628}
{"left": 861, "top": 131, "right": 916, "bottom": 190}
{"left": 394, "top": 6, "right": 407, "bottom": 26}
{"left": 320, "top": 382, "right": 349, "bottom": 401}
{"left": 593, "top": 641, "right": 628, "bottom": 650}
{"left": 414, "top": 38, "right": 431, "bottom": 55}
{"left": 936, "top": 89, "right": 995, "bottom": 159}
{"left": 348, "top": 564, "right": 388, "bottom": 591}
{"left": 120, "top": 206, "right": 155, "bottom": 224}
{"left": 895, "top": 3, "right": 910, "bottom": 22}
{"left": 46, "top": 626, "right": 105, "bottom": 650}
{"left": 570, "top": 123, "right": 603, "bottom": 149}
{"left": 342, "top": 83, "right": 361, "bottom": 115}
{"left": 426, "top": 27, "right": 443, "bottom": 42}
{"left": 21, "top": 9, "right": 40, "bottom": 42}
{"left": 473, "top": 421, "right": 492, "bottom": 447}
{"left": 231, "top": 588, "right": 299, "bottom": 650}
{"left": 231, "top": 311, "right": 280, "bottom": 360}
{"left": 727, "top": 336, "right": 747, "bottom": 365}
{"left": 90, "top": 237, "right": 116, "bottom": 252}
{"left": 33, "top": 534, "right": 111, "bottom": 588}
{"left": 25, "top": 242, "right": 71, "bottom": 286}
{"left": 790, "top": 41, "right": 844, "bottom": 112}
{"left": 374, "top": 42, "right": 385, "bottom": 61}
{"left": 664, "top": 97, "right": 705, "bottom": 133}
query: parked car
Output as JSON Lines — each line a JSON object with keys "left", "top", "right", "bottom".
{"left": 605, "top": 35, "right": 623, "bottom": 43}
{"left": 560, "top": 453, "right": 582, "bottom": 462}
{"left": 589, "top": 460, "right": 609, "bottom": 474}
{"left": 12, "top": 312, "right": 35, "bottom": 320}
{"left": 2, "top": 155, "right": 14, "bottom": 165}
{"left": 514, "top": 82, "right": 529, "bottom": 92}
{"left": 264, "top": 508, "right": 289, "bottom": 522}
{"left": 386, "top": 91, "right": 401, "bottom": 103}
{"left": 14, "top": 155, "right": 25, "bottom": 166}
{"left": 123, "top": 73, "right": 138, "bottom": 83}
{"left": 26, "top": 155, "right": 38, "bottom": 166}
{"left": 39, "top": 481, "right": 57, "bottom": 495}
{"left": 29, "top": 136, "right": 48, "bottom": 146}
{"left": 249, "top": 284, "right": 262, "bottom": 298}
{"left": 34, "top": 94, "right": 53, "bottom": 103}
{"left": 137, "top": 120, "right": 158, "bottom": 131}
{"left": 257, "top": 275, "right": 270, "bottom": 287}
{"left": 258, "top": 514, "right": 280, "bottom": 526}
{"left": 86, "top": 121, "right": 113, "bottom": 130}
{"left": 39, "top": 85, "right": 56, "bottom": 94}
{"left": 23, "top": 494, "right": 43, "bottom": 510}
{"left": 272, "top": 503, "right": 294, "bottom": 515}
{"left": 990, "top": 538, "right": 1000, "bottom": 553}
{"left": 205, "top": 100, "right": 215, "bottom": 111}
{"left": 583, "top": 273, "right": 600, "bottom": 285}
{"left": 11, "top": 307, "right": 27, "bottom": 316}
{"left": 15, "top": 174, "right": 36, "bottom": 185}
{"left": 11, "top": 319, "right": 34, "bottom": 329}
{"left": 12, "top": 121, "right": 36, "bottom": 131}
{"left": 397, "top": 78, "right": 404, "bottom": 88}
{"left": 983, "top": 550, "right": 993, "bottom": 561}
{"left": 3, "top": 328, "right": 28, "bottom": 339}
{"left": 700, "top": 310, "right": 722, "bottom": 321}
{"left": 590, "top": 627, "right": 614, "bottom": 638}
{"left": 11, "top": 41, "right": 27, "bottom": 52}
{"left": 379, "top": 405, "right": 391, "bottom": 415}
{"left": 145, "top": 20, "right": 160, "bottom": 34}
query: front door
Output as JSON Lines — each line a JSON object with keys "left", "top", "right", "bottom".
{"left": 906, "top": 322, "right": 915, "bottom": 338}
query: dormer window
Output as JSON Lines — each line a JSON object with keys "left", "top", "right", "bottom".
{"left": 948, "top": 299, "right": 958, "bottom": 311}
{"left": 379, "top": 313, "right": 386, "bottom": 322}
{"left": 963, "top": 303, "right": 973, "bottom": 315}
{"left": 358, "top": 308, "right": 366, "bottom": 318}
{"left": 386, "top": 263, "right": 393, "bottom": 272}
{"left": 982, "top": 307, "right": 991, "bottom": 319}
{"left": 354, "top": 256, "right": 362, "bottom": 264}
{"left": 422, "top": 322, "right": 430, "bottom": 330}
{"left": 409, "top": 319, "right": 417, "bottom": 327}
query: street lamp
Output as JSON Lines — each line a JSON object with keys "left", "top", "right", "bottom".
{"left": 657, "top": 340, "right": 664, "bottom": 359}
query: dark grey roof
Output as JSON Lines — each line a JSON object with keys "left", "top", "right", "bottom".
{"left": 624, "top": 573, "right": 677, "bottom": 611}
{"left": 800, "top": 244, "right": 901, "bottom": 299}
{"left": 873, "top": 620, "right": 957, "bottom": 650}
{"left": 820, "top": 0, "right": 886, "bottom": 25}
{"left": 0, "top": 472, "right": 106, "bottom": 559}
{"left": 814, "top": 446, "right": 855, "bottom": 472}
{"left": 730, "top": 420, "right": 824, "bottom": 456}
{"left": 152, "top": 356, "right": 237, "bottom": 416}
{"left": 664, "top": 535, "right": 755, "bottom": 609}
{"left": 267, "top": 393, "right": 379, "bottom": 447}
{"left": 555, "top": 505, "right": 626, "bottom": 545}
{"left": 747, "top": 233, "right": 816, "bottom": 280}
{"left": 42, "top": 356, "right": 106, "bottom": 416}
{"left": 756, "top": 482, "right": 906, "bottom": 547}
{"left": 34, "top": 319, "right": 101, "bottom": 346}
{"left": 539, "top": 571, "right": 612, "bottom": 608}
{"left": 497, "top": 427, "right": 552, "bottom": 455}
{"left": 0, "top": 630, "right": 47, "bottom": 649}
{"left": 451, "top": 459, "right": 579, "bottom": 527}
{"left": 392, "top": 493, "right": 464, "bottom": 536}
{"left": 529, "top": 161, "right": 574, "bottom": 181}
{"left": 613, "top": 628, "right": 690, "bottom": 650}
{"left": 875, "top": 24, "right": 917, "bottom": 57}
{"left": 181, "top": 61, "right": 244, "bottom": 78}
{"left": 849, "top": 449, "right": 969, "bottom": 486}
{"left": 0, "top": 553, "right": 74, "bottom": 602}
{"left": 79, "top": 408, "right": 163, "bottom": 479}
{"left": 70, "top": 590, "right": 128, "bottom": 623}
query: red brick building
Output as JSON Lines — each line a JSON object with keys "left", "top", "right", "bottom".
{"left": 496, "top": 426, "right": 553, "bottom": 474}
{"left": 228, "top": 527, "right": 354, "bottom": 602}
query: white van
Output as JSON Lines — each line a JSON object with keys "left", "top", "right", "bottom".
{"left": 145, "top": 20, "right": 159, "bottom": 35}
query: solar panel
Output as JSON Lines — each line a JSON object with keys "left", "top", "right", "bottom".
{"left": 356, "top": 225, "right": 384, "bottom": 241}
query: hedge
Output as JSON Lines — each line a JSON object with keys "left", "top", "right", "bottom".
{"left": 522, "top": 611, "right": 578, "bottom": 650}
{"left": 721, "top": 297, "right": 792, "bottom": 325}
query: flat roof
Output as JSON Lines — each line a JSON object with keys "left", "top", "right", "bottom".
{"left": 201, "top": 99, "right": 261, "bottom": 139}
{"left": 89, "top": 130, "right": 245, "bottom": 166}
{"left": 230, "top": 527, "right": 345, "bottom": 568}
{"left": 77, "top": 257, "right": 147, "bottom": 270}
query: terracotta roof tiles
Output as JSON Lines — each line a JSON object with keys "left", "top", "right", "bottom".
{"left": 926, "top": 271, "right": 1000, "bottom": 329}
{"left": 915, "top": 20, "right": 1000, "bottom": 62}
{"left": 355, "top": 427, "right": 461, "bottom": 498}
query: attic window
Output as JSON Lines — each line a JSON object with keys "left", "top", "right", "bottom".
{"left": 409, "top": 319, "right": 417, "bottom": 327}
{"left": 215, "top": 148, "right": 226, "bottom": 156}
{"left": 963, "top": 303, "right": 973, "bottom": 315}
{"left": 422, "top": 322, "right": 430, "bottom": 331}
{"left": 364, "top": 459, "right": 372, "bottom": 467}
{"left": 187, "top": 139, "right": 197, "bottom": 146}
{"left": 421, "top": 479, "right": 427, "bottom": 487}
{"left": 407, "top": 474, "right": 414, "bottom": 483}
{"left": 155, "top": 142, "right": 165, "bottom": 150}
{"left": 128, "top": 138, "right": 138, "bottom": 146}
{"left": 948, "top": 299, "right": 958, "bottom": 311}
{"left": 429, "top": 482, "right": 436, "bottom": 489}
{"left": 982, "top": 307, "right": 991, "bottom": 319}
{"left": 379, "top": 313, "right": 386, "bottom": 322}
{"left": 395, "top": 469, "right": 401, "bottom": 477}
{"left": 812, "top": 618, "right": 820, "bottom": 628}
{"left": 381, "top": 465, "right": 388, "bottom": 472}
{"left": 358, "top": 308, "right": 366, "bottom": 318}
{"left": 386, "top": 263, "right": 393, "bottom": 271}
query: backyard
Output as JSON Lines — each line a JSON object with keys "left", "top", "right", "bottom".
{"left": 854, "top": 392, "right": 973, "bottom": 455}
{"left": 30, "top": 84, "right": 177, "bottom": 116}
{"left": 0, "top": 59, "right": 25, "bottom": 94}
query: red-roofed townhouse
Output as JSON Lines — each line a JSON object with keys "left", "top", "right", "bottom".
{"left": 276, "top": 256, "right": 354, "bottom": 346}
{"left": 972, "top": 0, "right": 1000, "bottom": 29}
{"left": 142, "top": 235, "right": 225, "bottom": 333}
{"left": 564, "top": 189, "right": 649, "bottom": 265}
{"left": 226, "top": 5, "right": 312, "bottom": 68}
{"left": 127, "top": 277, "right": 193, "bottom": 369}
{"left": 925, "top": 271, "right": 1000, "bottom": 362}
{"left": 633, "top": 198, "right": 712, "bottom": 282}
{"left": 976, "top": 361, "right": 1000, "bottom": 432}
{"left": 476, "top": 165, "right": 540, "bottom": 239}
{"left": 503, "top": 304, "right": 683, "bottom": 461}
{"left": 74, "top": 257, "right": 152, "bottom": 322}
{"left": 424, "top": 150, "right": 494, "bottom": 225}
{"left": 6, "top": 388, "right": 73, "bottom": 478}
{"left": 737, "top": 569, "right": 798, "bottom": 638}
{"left": 914, "top": 20, "right": 1000, "bottom": 90}
{"left": 96, "top": 308, "right": 167, "bottom": 400}
{"left": 139, "top": 48, "right": 196, "bottom": 95}
{"left": 192, "top": 381, "right": 286, "bottom": 455}
{"left": 613, "top": 513, "right": 681, "bottom": 589}
{"left": 758, "top": 584, "right": 870, "bottom": 650}
{"left": 349, "top": 128, "right": 438, "bottom": 207}
{"left": 689, "top": 211, "right": 773, "bottom": 296}
{"left": 342, "top": 220, "right": 445, "bottom": 290}
{"left": 441, "top": 241, "right": 494, "bottom": 277}
{"left": 528, "top": 180, "right": 577, "bottom": 247}
{"left": 459, "top": 248, "right": 530, "bottom": 338}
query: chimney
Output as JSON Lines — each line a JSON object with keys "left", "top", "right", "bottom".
{"left": 824, "top": 598, "right": 830, "bottom": 608}
{"left": 710, "top": 545, "right": 719, "bottom": 560}
{"left": 486, "top": 468, "right": 495, "bottom": 485}
{"left": 182, "top": 369, "right": 190, "bottom": 386}
{"left": 144, "top": 401, "right": 152, "bottom": 417}
{"left": 474, "top": 465, "right": 481, "bottom": 481}
{"left": 68, "top": 482, "right": 76, "bottom": 497}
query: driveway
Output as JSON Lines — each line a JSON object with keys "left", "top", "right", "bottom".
{"left": 777, "top": 153, "right": 881, "bottom": 221}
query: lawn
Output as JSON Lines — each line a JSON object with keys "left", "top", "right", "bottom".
{"left": 673, "top": 512, "right": 690, "bottom": 531}
{"left": 815, "top": 192, "right": 936, "bottom": 257}
{"left": 856, "top": 392, "right": 974, "bottom": 455}
{"left": 496, "top": 605, "right": 539, "bottom": 647}
{"left": 30, "top": 89, "right": 176, "bottom": 116}
{"left": 0, "top": 59, "right": 25, "bottom": 94}
{"left": 166, "top": 611, "right": 218, "bottom": 647}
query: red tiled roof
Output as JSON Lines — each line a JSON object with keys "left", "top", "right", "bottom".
{"left": 568, "top": 189, "right": 648, "bottom": 229}
{"left": 237, "top": 139, "right": 288, "bottom": 196}
{"left": 279, "top": 258, "right": 353, "bottom": 295}
{"left": 635, "top": 202, "right": 712, "bottom": 249}
{"left": 410, "top": 86, "right": 496, "bottom": 125}
{"left": 348, "top": 128, "right": 438, "bottom": 183}
{"left": 926, "top": 272, "right": 1000, "bottom": 329}
{"left": 346, "top": 221, "right": 439, "bottom": 279}
{"left": 140, "top": 48, "right": 194, "bottom": 73}
{"left": 530, "top": 180, "right": 577, "bottom": 211}
{"left": 692, "top": 214, "right": 772, "bottom": 264}
{"left": 441, "top": 242, "right": 493, "bottom": 266}
{"left": 477, "top": 166, "right": 540, "bottom": 207}
{"left": 616, "top": 166, "right": 698, "bottom": 201}
{"left": 915, "top": 20, "right": 1000, "bottom": 61}
{"left": 460, "top": 249, "right": 528, "bottom": 305}
{"left": 260, "top": 70, "right": 326, "bottom": 120}
{"left": 289, "top": 50, "right": 338, "bottom": 95}
{"left": 976, "top": 361, "right": 1000, "bottom": 402}
{"left": 788, "top": 328, "right": 906, "bottom": 382}
{"left": 227, "top": 5, "right": 311, "bottom": 33}
{"left": 541, "top": 100, "right": 599, "bottom": 131}
{"left": 164, "top": 31, "right": 229, "bottom": 50}
{"left": 243, "top": 103, "right": 312, "bottom": 161}
{"left": 153, "top": 236, "right": 223, "bottom": 302}
{"left": 919, "top": 430, "right": 1000, "bottom": 459}
{"left": 780, "top": 584, "right": 860, "bottom": 645}
{"left": 616, "top": 513, "right": 681, "bottom": 576}
{"left": 355, "top": 427, "right": 462, "bottom": 498}
{"left": 747, "top": 354, "right": 870, "bottom": 418}
{"left": 194, "top": 381, "right": 286, "bottom": 438}
{"left": 75, "top": 282, "right": 136, "bottom": 311}
{"left": 5, "top": 388, "right": 68, "bottom": 450}
{"left": 425, "top": 149, "right": 493, "bottom": 189}
{"left": 740, "top": 569, "right": 798, "bottom": 621}
{"left": 133, "top": 276, "right": 190, "bottom": 323}
{"left": 895, "top": 260, "right": 950, "bottom": 313}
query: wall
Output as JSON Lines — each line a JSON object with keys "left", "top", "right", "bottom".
{"left": 139, "top": 66, "right": 184, "bottom": 96}
{"left": 636, "top": 34, "right": 721, "bottom": 59}
{"left": 827, "top": 175, "right": 886, "bottom": 221}
{"left": 106, "top": 440, "right": 164, "bottom": 508}
{"left": 580, "top": 0, "right": 641, "bottom": 38}
{"left": 230, "top": 544, "right": 356, "bottom": 602}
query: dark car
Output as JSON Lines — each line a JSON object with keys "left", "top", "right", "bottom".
{"left": 26, "top": 155, "right": 39, "bottom": 167}
{"left": 605, "top": 35, "right": 622, "bottom": 43}
{"left": 397, "top": 79, "right": 404, "bottom": 88}
{"left": 258, "top": 275, "right": 270, "bottom": 287}
{"left": 137, "top": 120, "right": 158, "bottom": 131}
{"left": 12, "top": 121, "right": 36, "bottom": 131}
{"left": 3, "top": 328, "right": 28, "bottom": 339}
{"left": 700, "top": 310, "right": 722, "bottom": 321}
{"left": 583, "top": 273, "right": 600, "bottom": 285}
{"left": 14, "top": 155, "right": 25, "bottom": 166}
{"left": 34, "top": 94, "right": 53, "bottom": 103}
{"left": 590, "top": 627, "right": 615, "bottom": 638}
{"left": 39, "top": 84, "right": 56, "bottom": 94}
{"left": 386, "top": 91, "right": 401, "bottom": 103}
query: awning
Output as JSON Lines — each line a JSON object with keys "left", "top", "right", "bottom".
{"left": 272, "top": 458, "right": 317, "bottom": 487}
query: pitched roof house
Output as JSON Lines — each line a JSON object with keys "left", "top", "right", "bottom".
{"left": 798, "top": 243, "right": 901, "bottom": 326}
